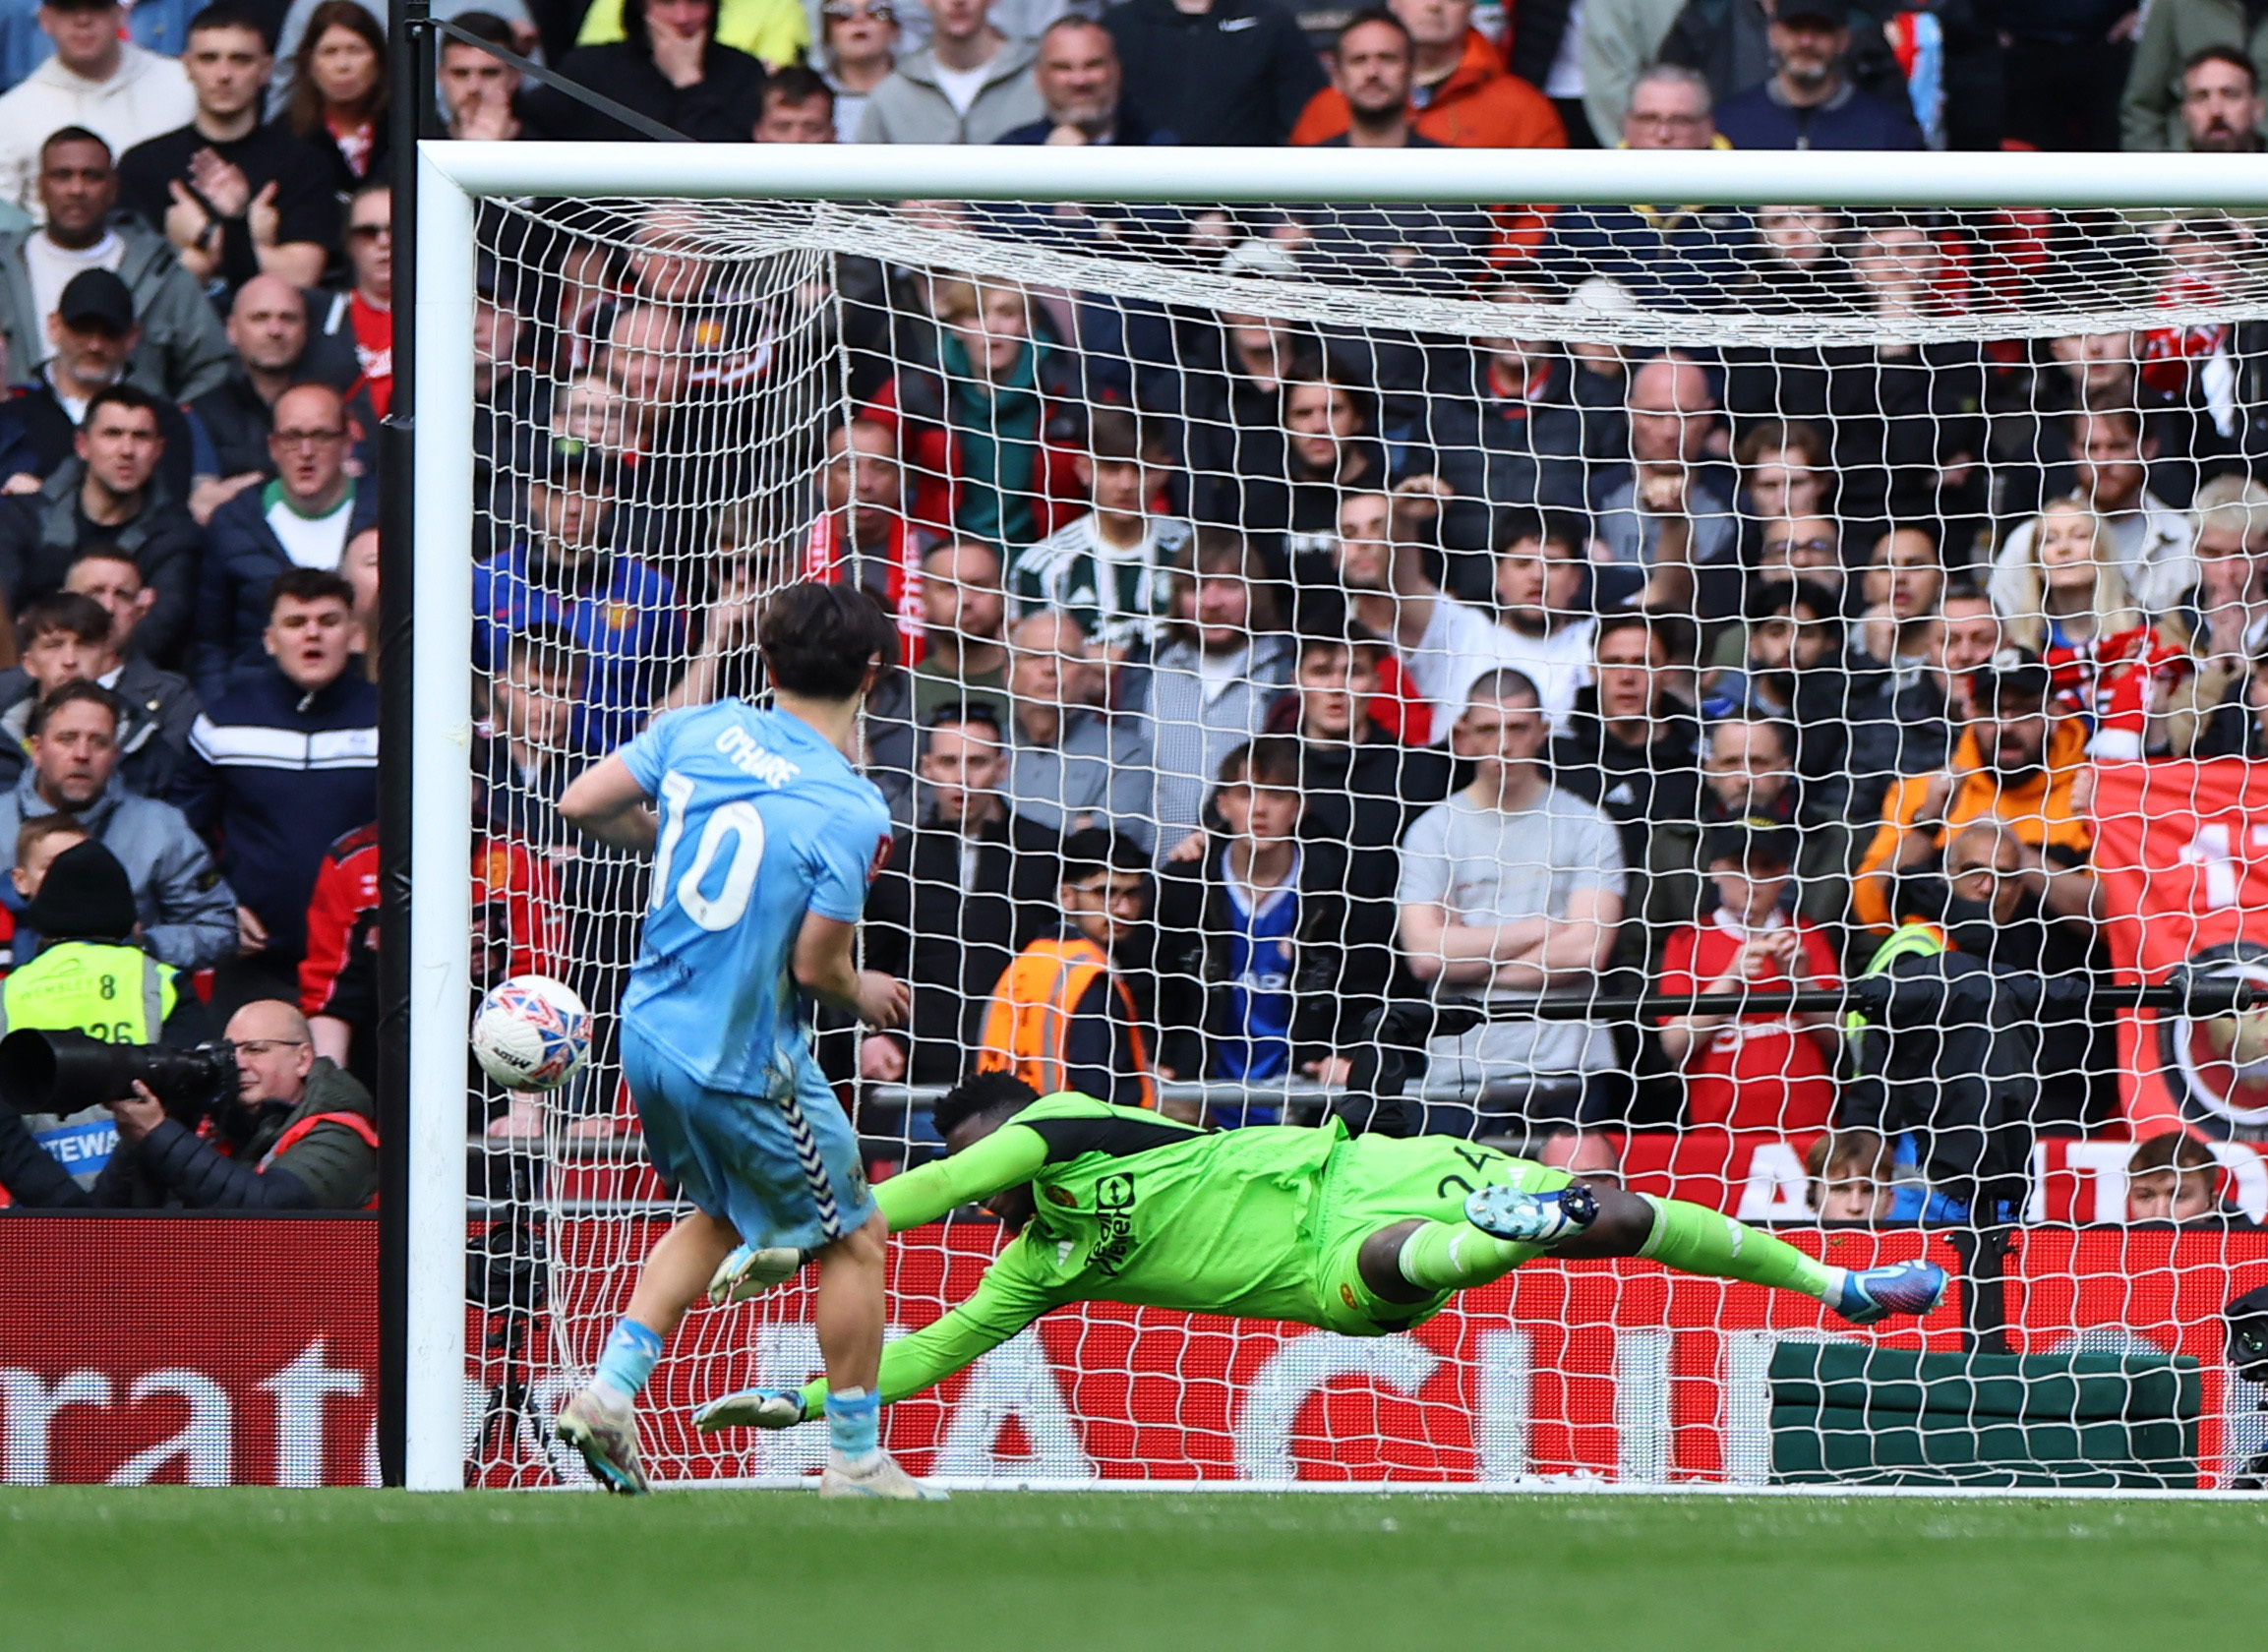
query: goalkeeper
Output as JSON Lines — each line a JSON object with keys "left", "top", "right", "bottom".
{"left": 694, "top": 1074, "right": 1945, "bottom": 1432}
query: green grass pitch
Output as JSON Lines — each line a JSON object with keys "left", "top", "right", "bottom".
{"left": 4, "top": 1487, "right": 2262, "bottom": 1652}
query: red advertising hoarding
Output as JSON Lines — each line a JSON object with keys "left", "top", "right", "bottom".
{"left": 0, "top": 1215, "right": 379, "bottom": 1487}
{"left": 6, "top": 1216, "right": 2262, "bottom": 1487}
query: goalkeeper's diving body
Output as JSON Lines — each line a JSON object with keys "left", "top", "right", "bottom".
{"left": 695, "top": 1074, "right": 1946, "bottom": 1433}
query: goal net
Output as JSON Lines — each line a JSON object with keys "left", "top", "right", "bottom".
{"left": 417, "top": 148, "right": 2268, "bottom": 1493}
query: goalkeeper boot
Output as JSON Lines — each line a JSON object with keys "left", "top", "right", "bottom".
{"left": 705, "top": 1243, "right": 808, "bottom": 1307}
{"left": 1830, "top": 1260, "right": 1949, "bottom": 1327}
{"left": 818, "top": 1450, "right": 949, "bottom": 1502}
{"left": 693, "top": 1386, "right": 808, "bottom": 1433}
{"left": 556, "top": 1386, "right": 649, "bottom": 1495}
{"left": 1463, "top": 1181, "right": 1599, "bottom": 1246}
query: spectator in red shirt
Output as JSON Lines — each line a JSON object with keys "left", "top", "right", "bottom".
{"left": 315, "top": 179, "right": 390, "bottom": 417}
{"left": 1655, "top": 817, "right": 1840, "bottom": 1134}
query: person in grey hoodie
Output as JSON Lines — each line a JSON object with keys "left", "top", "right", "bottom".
{"left": 858, "top": 0, "right": 1045, "bottom": 143}
{"left": 0, "top": 678, "right": 236, "bottom": 970}
{"left": 1123, "top": 533, "right": 1295, "bottom": 860}
{"left": 0, "top": 127, "right": 230, "bottom": 403}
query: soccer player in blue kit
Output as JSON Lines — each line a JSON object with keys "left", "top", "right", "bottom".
{"left": 553, "top": 582, "right": 941, "bottom": 1499}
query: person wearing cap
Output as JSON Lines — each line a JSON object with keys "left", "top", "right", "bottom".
{"left": 0, "top": 264, "right": 210, "bottom": 507}
{"left": 0, "top": 0, "right": 196, "bottom": 216}
{"left": 173, "top": 566, "right": 377, "bottom": 1014}
{"left": 1654, "top": 816, "right": 1841, "bottom": 1135}
{"left": 191, "top": 381, "right": 372, "bottom": 694}
{"left": 1709, "top": 1, "right": 1923, "bottom": 150}
{"left": 117, "top": 5, "right": 338, "bottom": 295}
{"left": 0, "top": 678, "right": 237, "bottom": 969}
{"left": 0, "top": 127, "right": 231, "bottom": 413}
{"left": 1852, "top": 647, "right": 2100, "bottom": 939}
{"left": 472, "top": 433, "right": 684, "bottom": 755}
{"left": 0, "top": 381, "right": 204, "bottom": 668}
{"left": 0, "top": 834, "right": 217, "bottom": 1199}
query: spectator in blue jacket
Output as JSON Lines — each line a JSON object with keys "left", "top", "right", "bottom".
{"left": 472, "top": 435, "right": 683, "bottom": 754}
{"left": 0, "top": 678, "right": 237, "bottom": 969}
{"left": 191, "top": 382, "right": 375, "bottom": 696}
{"left": 1711, "top": 2, "right": 1923, "bottom": 151}
{"left": 173, "top": 568, "right": 378, "bottom": 1011}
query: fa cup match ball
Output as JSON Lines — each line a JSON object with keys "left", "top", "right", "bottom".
{"left": 471, "top": 974, "right": 592, "bottom": 1092}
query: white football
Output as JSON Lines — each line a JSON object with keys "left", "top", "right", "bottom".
{"left": 471, "top": 974, "right": 592, "bottom": 1092}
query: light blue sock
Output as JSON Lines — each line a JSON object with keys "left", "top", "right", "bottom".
{"left": 593, "top": 1320, "right": 663, "bottom": 1403}
{"left": 826, "top": 1386, "right": 880, "bottom": 1466}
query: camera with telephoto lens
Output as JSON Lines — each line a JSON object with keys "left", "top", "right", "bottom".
{"left": 0, "top": 1028, "right": 238, "bottom": 1122}
{"left": 2228, "top": 1284, "right": 2268, "bottom": 1492}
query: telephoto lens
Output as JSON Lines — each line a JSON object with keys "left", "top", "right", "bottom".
{"left": 0, "top": 1029, "right": 237, "bottom": 1120}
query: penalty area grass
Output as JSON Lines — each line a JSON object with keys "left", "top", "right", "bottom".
{"left": 3, "top": 1486, "right": 2262, "bottom": 1652}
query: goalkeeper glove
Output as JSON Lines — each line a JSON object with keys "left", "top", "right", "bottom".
{"left": 705, "top": 1243, "right": 808, "bottom": 1307}
{"left": 693, "top": 1386, "right": 810, "bottom": 1433}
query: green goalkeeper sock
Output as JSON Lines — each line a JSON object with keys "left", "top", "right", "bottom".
{"left": 1638, "top": 1195, "right": 1835, "bottom": 1301}
{"left": 1396, "top": 1221, "right": 1531, "bottom": 1293}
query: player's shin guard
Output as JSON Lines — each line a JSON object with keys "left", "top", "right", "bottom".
{"left": 1638, "top": 1195, "right": 1835, "bottom": 1300}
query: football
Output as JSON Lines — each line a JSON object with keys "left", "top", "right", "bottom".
{"left": 471, "top": 974, "right": 592, "bottom": 1092}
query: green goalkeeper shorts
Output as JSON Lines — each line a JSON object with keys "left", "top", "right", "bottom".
{"left": 1307, "top": 1134, "right": 1570, "bottom": 1337}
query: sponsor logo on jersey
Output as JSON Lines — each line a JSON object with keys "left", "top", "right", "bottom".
{"left": 1091, "top": 1172, "right": 1136, "bottom": 1277}
{"left": 1044, "top": 1184, "right": 1077, "bottom": 1207}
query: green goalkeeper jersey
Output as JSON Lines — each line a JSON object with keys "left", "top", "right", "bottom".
{"left": 797, "top": 1093, "right": 1349, "bottom": 1410}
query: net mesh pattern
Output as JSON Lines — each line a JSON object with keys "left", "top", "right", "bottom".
{"left": 458, "top": 192, "right": 2268, "bottom": 1491}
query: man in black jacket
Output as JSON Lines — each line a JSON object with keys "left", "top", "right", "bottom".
{"left": 0, "top": 382, "right": 202, "bottom": 669}
{"left": 186, "top": 272, "right": 363, "bottom": 513}
{"left": 1104, "top": 0, "right": 1325, "bottom": 147}
{"left": 1549, "top": 612, "right": 1701, "bottom": 963}
{"left": 860, "top": 702, "right": 1060, "bottom": 1089}
{"left": 1267, "top": 630, "right": 1457, "bottom": 1024}
{"left": 0, "top": 591, "right": 199, "bottom": 796}
{"left": 0, "top": 992, "right": 378, "bottom": 1211}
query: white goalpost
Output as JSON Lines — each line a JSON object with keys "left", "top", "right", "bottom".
{"left": 407, "top": 142, "right": 2268, "bottom": 1494}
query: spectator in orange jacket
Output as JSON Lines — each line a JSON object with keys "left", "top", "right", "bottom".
{"left": 1851, "top": 652, "right": 2100, "bottom": 937}
{"left": 1289, "top": 0, "right": 1564, "bottom": 148}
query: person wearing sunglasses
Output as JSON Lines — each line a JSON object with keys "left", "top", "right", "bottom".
{"left": 817, "top": 0, "right": 900, "bottom": 144}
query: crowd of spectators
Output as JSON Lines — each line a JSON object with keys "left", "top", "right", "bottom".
{"left": 0, "top": 0, "right": 2260, "bottom": 1227}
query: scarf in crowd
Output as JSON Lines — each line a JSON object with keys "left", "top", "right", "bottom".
{"left": 939, "top": 329, "right": 1044, "bottom": 546}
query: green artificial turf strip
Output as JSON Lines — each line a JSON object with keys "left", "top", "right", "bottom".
{"left": 3, "top": 1489, "right": 2261, "bottom": 1652}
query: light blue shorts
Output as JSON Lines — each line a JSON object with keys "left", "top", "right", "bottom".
{"left": 621, "top": 1027, "right": 875, "bottom": 1253}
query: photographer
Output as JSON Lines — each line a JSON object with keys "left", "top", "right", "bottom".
{"left": 0, "top": 980, "right": 377, "bottom": 1212}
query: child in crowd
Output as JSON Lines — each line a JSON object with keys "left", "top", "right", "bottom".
{"left": 1654, "top": 820, "right": 1840, "bottom": 1135}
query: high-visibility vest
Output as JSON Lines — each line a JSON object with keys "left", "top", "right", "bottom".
{"left": 1843, "top": 921, "right": 1947, "bottom": 1049}
{"left": 0, "top": 941, "right": 176, "bottom": 1045}
{"left": 976, "top": 936, "right": 1159, "bottom": 1111}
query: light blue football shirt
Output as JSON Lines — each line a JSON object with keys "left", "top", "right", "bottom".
{"left": 617, "top": 701, "right": 891, "bottom": 1096}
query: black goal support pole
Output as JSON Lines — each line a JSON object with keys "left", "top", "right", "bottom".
{"left": 376, "top": 0, "right": 432, "bottom": 1491}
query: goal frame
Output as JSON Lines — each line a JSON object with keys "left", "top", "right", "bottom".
{"left": 399, "top": 142, "right": 2268, "bottom": 1492}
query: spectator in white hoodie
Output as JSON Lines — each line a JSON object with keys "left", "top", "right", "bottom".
{"left": 0, "top": 0, "right": 196, "bottom": 215}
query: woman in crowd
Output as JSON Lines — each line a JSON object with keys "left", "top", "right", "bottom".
{"left": 282, "top": 1, "right": 389, "bottom": 198}
{"left": 1996, "top": 494, "right": 2143, "bottom": 658}
{"left": 526, "top": 0, "right": 770, "bottom": 143}
{"left": 814, "top": 0, "right": 900, "bottom": 144}
{"left": 867, "top": 277, "right": 1084, "bottom": 548}
{"left": 1850, "top": 526, "right": 1945, "bottom": 671}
